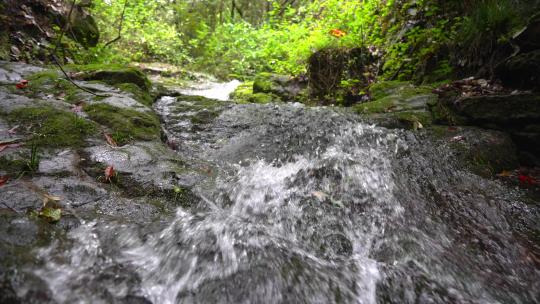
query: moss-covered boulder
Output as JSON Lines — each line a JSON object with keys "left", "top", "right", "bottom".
{"left": 74, "top": 65, "right": 152, "bottom": 92}
{"left": 230, "top": 81, "right": 276, "bottom": 104}
{"left": 253, "top": 72, "right": 306, "bottom": 102}
{"left": 353, "top": 81, "right": 437, "bottom": 130}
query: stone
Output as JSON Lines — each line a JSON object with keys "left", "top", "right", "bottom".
{"left": 453, "top": 93, "right": 540, "bottom": 125}
{"left": 68, "top": 5, "right": 100, "bottom": 48}
{"left": 80, "top": 67, "right": 152, "bottom": 92}
{"left": 512, "top": 12, "right": 540, "bottom": 53}
{"left": 253, "top": 72, "right": 306, "bottom": 102}
{"left": 496, "top": 50, "right": 540, "bottom": 90}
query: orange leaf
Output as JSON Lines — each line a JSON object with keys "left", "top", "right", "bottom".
{"left": 497, "top": 170, "right": 513, "bottom": 177}
{"left": 0, "top": 176, "right": 9, "bottom": 186}
{"left": 330, "top": 29, "right": 346, "bottom": 38}
{"left": 104, "top": 133, "right": 118, "bottom": 147}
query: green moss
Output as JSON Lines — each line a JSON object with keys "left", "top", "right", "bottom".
{"left": 84, "top": 103, "right": 160, "bottom": 145}
{"left": 7, "top": 107, "right": 96, "bottom": 148}
{"left": 67, "top": 64, "right": 151, "bottom": 92}
{"left": 353, "top": 97, "right": 395, "bottom": 114}
{"left": 115, "top": 83, "right": 153, "bottom": 106}
{"left": 230, "top": 81, "right": 254, "bottom": 104}
{"left": 253, "top": 73, "right": 274, "bottom": 93}
{"left": 231, "top": 81, "right": 277, "bottom": 104}
{"left": 395, "top": 111, "right": 433, "bottom": 128}
{"left": 369, "top": 81, "right": 411, "bottom": 100}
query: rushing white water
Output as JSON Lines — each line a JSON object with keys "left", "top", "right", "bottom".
{"left": 21, "top": 83, "right": 540, "bottom": 304}
{"left": 177, "top": 80, "right": 242, "bottom": 101}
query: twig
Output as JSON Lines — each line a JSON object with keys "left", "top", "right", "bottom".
{"left": 104, "top": 0, "right": 128, "bottom": 47}
{"left": 51, "top": 55, "right": 110, "bottom": 97}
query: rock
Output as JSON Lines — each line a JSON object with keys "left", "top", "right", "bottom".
{"left": 428, "top": 126, "right": 519, "bottom": 177}
{"left": 512, "top": 12, "right": 540, "bottom": 53}
{"left": 79, "top": 67, "right": 152, "bottom": 92}
{"left": 354, "top": 81, "right": 437, "bottom": 130}
{"left": 68, "top": 5, "right": 100, "bottom": 48}
{"left": 253, "top": 72, "right": 306, "bottom": 102}
{"left": 496, "top": 50, "right": 540, "bottom": 90}
{"left": 453, "top": 93, "right": 540, "bottom": 125}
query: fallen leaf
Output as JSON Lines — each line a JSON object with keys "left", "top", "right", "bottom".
{"left": 518, "top": 175, "right": 536, "bottom": 185}
{"left": 104, "top": 133, "right": 118, "bottom": 147}
{"left": 104, "top": 165, "right": 115, "bottom": 182}
{"left": 450, "top": 135, "right": 465, "bottom": 142}
{"left": 42, "top": 193, "right": 62, "bottom": 208}
{"left": 330, "top": 29, "right": 347, "bottom": 38}
{"left": 39, "top": 207, "right": 62, "bottom": 223}
{"left": 71, "top": 104, "right": 84, "bottom": 113}
{"left": 0, "top": 176, "right": 9, "bottom": 186}
{"left": 16, "top": 79, "right": 28, "bottom": 89}
{"left": 497, "top": 170, "right": 513, "bottom": 177}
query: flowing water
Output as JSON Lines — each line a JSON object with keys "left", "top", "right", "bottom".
{"left": 22, "top": 81, "right": 539, "bottom": 303}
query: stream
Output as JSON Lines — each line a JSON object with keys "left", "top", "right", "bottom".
{"left": 20, "top": 81, "right": 540, "bottom": 303}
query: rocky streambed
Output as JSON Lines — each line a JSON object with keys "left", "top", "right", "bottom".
{"left": 0, "top": 61, "right": 539, "bottom": 303}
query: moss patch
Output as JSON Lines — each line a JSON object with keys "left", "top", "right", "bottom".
{"left": 83, "top": 103, "right": 160, "bottom": 145}
{"left": 230, "top": 82, "right": 276, "bottom": 104}
{"left": 70, "top": 64, "right": 151, "bottom": 92}
{"left": 115, "top": 83, "right": 153, "bottom": 106}
{"left": 7, "top": 107, "right": 96, "bottom": 148}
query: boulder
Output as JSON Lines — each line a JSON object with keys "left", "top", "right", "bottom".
{"left": 512, "top": 12, "right": 540, "bottom": 53}
{"left": 253, "top": 72, "right": 306, "bottom": 102}
{"left": 496, "top": 50, "right": 540, "bottom": 90}
{"left": 79, "top": 67, "right": 152, "bottom": 92}
{"left": 67, "top": 5, "right": 100, "bottom": 48}
{"left": 453, "top": 93, "right": 540, "bottom": 125}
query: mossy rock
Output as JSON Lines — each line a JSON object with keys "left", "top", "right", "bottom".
{"left": 252, "top": 72, "right": 303, "bottom": 102}
{"left": 0, "top": 30, "right": 9, "bottom": 61}
{"left": 71, "top": 64, "right": 152, "bottom": 92}
{"left": 68, "top": 7, "right": 100, "bottom": 48}
{"left": 6, "top": 107, "right": 97, "bottom": 148}
{"left": 115, "top": 83, "right": 153, "bottom": 106}
{"left": 83, "top": 103, "right": 160, "bottom": 145}
{"left": 230, "top": 82, "right": 277, "bottom": 104}
{"left": 369, "top": 81, "right": 433, "bottom": 100}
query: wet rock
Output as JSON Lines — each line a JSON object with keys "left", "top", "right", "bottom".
{"left": 0, "top": 181, "right": 42, "bottom": 212}
{"left": 428, "top": 126, "right": 519, "bottom": 176}
{"left": 0, "top": 61, "right": 45, "bottom": 84}
{"left": 32, "top": 177, "right": 108, "bottom": 208}
{"left": 453, "top": 93, "right": 540, "bottom": 125}
{"left": 512, "top": 12, "right": 540, "bottom": 53}
{"left": 496, "top": 50, "right": 540, "bottom": 90}
{"left": 83, "top": 141, "right": 197, "bottom": 205}
{"left": 354, "top": 81, "right": 437, "bottom": 130}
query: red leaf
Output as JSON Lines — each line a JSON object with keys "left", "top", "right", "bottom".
{"left": 518, "top": 175, "right": 536, "bottom": 185}
{"left": 16, "top": 79, "right": 28, "bottom": 89}
{"left": 0, "top": 176, "right": 9, "bottom": 186}
{"left": 104, "top": 166, "right": 115, "bottom": 182}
